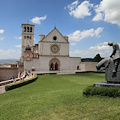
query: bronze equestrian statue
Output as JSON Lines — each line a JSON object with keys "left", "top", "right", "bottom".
{"left": 96, "top": 41, "right": 120, "bottom": 83}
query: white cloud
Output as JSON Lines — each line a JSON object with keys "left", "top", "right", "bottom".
{"left": 67, "top": 0, "right": 79, "bottom": 11}
{"left": 15, "top": 36, "right": 22, "bottom": 39}
{"left": 0, "top": 49, "right": 21, "bottom": 59}
{"left": 70, "top": 42, "right": 112, "bottom": 58}
{"left": 0, "top": 37, "right": 4, "bottom": 41}
{"left": 66, "top": 1, "right": 93, "bottom": 19}
{"left": 15, "top": 45, "right": 21, "bottom": 48}
{"left": 31, "top": 15, "right": 47, "bottom": 24}
{"left": 70, "top": 43, "right": 76, "bottom": 46}
{"left": 92, "top": 0, "right": 120, "bottom": 26}
{"left": 94, "top": 27, "right": 104, "bottom": 37}
{"left": 68, "top": 27, "right": 103, "bottom": 41}
{"left": 89, "top": 45, "right": 110, "bottom": 51}
{"left": 92, "top": 12, "right": 104, "bottom": 21}
{"left": 97, "top": 42, "right": 108, "bottom": 46}
{"left": 0, "top": 29, "right": 4, "bottom": 34}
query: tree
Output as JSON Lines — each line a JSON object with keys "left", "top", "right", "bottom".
{"left": 93, "top": 54, "right": 102, "bottom": 62}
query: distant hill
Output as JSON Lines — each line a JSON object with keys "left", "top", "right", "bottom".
{"left": 81, "top": 58, "right": 94, "bottom": 62}
{"left": 0, "top": 59, "right": 18, "bottom": 66}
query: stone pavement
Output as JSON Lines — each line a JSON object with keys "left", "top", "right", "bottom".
{"left": 0, "top": 85, "right": 6, "bottom": 94}
{"left": 32, "top": 70, "right": 82, "bottom": 75}
{"left": 0, "top": 73, "right": 34, "bottom": 94}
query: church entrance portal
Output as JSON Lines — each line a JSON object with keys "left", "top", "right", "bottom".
{"left": 49, "top": 58, "right": 60, "bottom": 71}
{"left": 55, "top": 63, "right": 58, "bottom": 70}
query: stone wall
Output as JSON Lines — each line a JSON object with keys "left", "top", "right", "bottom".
{"left": 69, "top": 57, "right": 81, "bottom": 70}
{"left": 38, "top": 28, "right": 69, "bottom": 56}
{"left": 18, "top": 65, "right": 24, "bottom": 73}
{"left": 24, "top": 56, "right": 81, "bottom": 71}
{"left": 80, "top": 62, "right": 98, "bottom": 71}
{"left": 0, "top": 67, "right": 18, "bottom": 81}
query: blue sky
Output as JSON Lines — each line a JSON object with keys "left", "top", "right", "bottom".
{"left": 0, "top": 0, "right": 120, "bottom": 59}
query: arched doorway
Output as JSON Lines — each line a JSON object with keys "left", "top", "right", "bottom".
{"left": 50, "top": 63, "right": 54, "bottom": 70}
{"left": 55, "top": 62, "right": 58, "bottom": 70}
{"left": 49, "top": 58, "right": 60, "bottom": 71}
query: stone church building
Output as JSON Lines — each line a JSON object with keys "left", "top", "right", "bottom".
{"left": 20, "top": 24, "right": 81, "bottom": 72}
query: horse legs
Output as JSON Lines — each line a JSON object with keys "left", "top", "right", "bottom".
{"left": 96, "top": 57, "right": 111, "bottom": 71}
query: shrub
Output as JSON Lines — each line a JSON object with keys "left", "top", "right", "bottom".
{"left": 5, "top": 74, "right": 38, "bottom": 91}
{"left": 83, "top": 86, "right": 120, "bottom": 98}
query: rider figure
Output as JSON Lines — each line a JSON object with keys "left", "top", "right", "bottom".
{"left": 108, "top": 41, "right": 120, "bottom": 73}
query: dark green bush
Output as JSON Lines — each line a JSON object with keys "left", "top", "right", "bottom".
{"left": 5, "top": 74, "right": 38, "bottom": 91}
{"left": 83, "top": 86, "right": 120, "bottom": 98}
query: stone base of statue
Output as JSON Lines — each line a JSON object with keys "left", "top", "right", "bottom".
{"left": 105, "top": 59, "right": 120, "bottom": 83}
{"left": 94, "top": 82, "right": 120, "bottom": 88}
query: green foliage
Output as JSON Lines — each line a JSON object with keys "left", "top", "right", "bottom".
{"left": 93, "top": 53, "right": 102, "bottom": 62}
{"left": 5, "top": 74, "right": 38, "bottom": 91}
{"left": 83, "top": 85, "right": 120, "bottom": 97}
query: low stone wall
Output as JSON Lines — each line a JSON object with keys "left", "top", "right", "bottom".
{"left": 80, "top": 62, "right": 98, "bottom": 71}
{"left": 0, "top": 67, "right": 18, "bottom": 81}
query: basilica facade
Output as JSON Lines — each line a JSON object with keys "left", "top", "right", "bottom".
{"left": 21, "top": 24, "right": 81, "bottom": 72}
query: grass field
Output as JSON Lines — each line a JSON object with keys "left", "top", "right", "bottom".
{"left": 0, "top": 73, "right": 120, "bottom": 120}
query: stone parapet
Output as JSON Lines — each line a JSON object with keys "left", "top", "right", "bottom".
{"left": 0, "top": 67, "right": 18, "bottom": 81}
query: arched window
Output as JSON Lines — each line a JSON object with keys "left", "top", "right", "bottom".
{"left": 27, "top": 36, "right": 29, "bottom": 39}
{"left": 30, "top": 27, "right": 32, "bottom": 32}
{"left": 24, "top": 27, "right": 26, "bottom": 32}
{"left": 27, "top": 27, "right": 29, "bottom": 32}
{"left": 27, "top": 53, "right": 30, "bottom": 58}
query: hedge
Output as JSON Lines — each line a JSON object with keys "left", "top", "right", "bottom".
{"left": 83, "top": 85, "right": 120, "bottom": 98}
{"left": 5, "top": 74, "right": 38, "bottom": 91}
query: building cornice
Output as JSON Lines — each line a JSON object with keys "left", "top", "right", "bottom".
{"left": 22, "top": 24, "right": 35, "bottom": 26}
{"left": 39, "top": 55, "right": 69, "bottom": 57}
{"left": 39, "top": 41, "right": 69, "bottom": 44}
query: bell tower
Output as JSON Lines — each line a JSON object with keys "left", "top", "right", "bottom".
{"left": 21, "top": 24, "right": 35, "bottom": 63}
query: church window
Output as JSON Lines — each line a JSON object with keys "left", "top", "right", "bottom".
{"left": 53, "top": 36, "right": 57, "bottom": 40}
{"left": 24, "top": 27, "right": 26, "bottom": 32}
{"left": 51, "top": 44, "right": 59, "bottom": 53}
{"left": 27, "top": 27, "right": 29, "bottom": 32}
{"left": 24, "top": 36, "right": 26, "bottom": 39}
{"left": 27, "top": 53, "right": 30, "bottom": 58}
{"left": 30, "top": 27, "right": 32, "bottom": 32}
{"left": 27, "top": 36, "right": 29, "bottom": 39}
{"left": 30, "top": 36, "right": 31, "bottom": 39}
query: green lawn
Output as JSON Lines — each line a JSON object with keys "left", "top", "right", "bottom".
{"left": 0, "top": 73, "right": 120, "bottom": 120}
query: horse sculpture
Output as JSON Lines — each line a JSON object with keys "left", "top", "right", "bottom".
{"left": 96, "top": 41, "right": 120, "bottom": 83}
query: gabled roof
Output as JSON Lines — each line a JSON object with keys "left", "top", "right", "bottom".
{"left": 40, "top": 26, "right": 68, "bottom": 43}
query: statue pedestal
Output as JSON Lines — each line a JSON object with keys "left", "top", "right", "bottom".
{"left": 105, "top": 60, "right": 120, "bottom": 83}
{"left": 94, "top": 82, "right": 120, "bottom": 88}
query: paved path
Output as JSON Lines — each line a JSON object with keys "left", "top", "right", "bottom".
{"left": 0, "top": 85, "right": 6, "bottom": 94}
{"left": 0, "top": 74, "right": 34, "bottom": 94}
{"left": 32, "top": 70, "right": 82, "bottom": 75}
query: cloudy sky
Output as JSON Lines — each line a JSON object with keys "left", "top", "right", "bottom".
{"left": 0, "top": 0, "right": 120, "bottom": 59}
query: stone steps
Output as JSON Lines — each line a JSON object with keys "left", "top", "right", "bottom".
{"left": 57, "top": 70, "right": 76, "bottom": 75}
